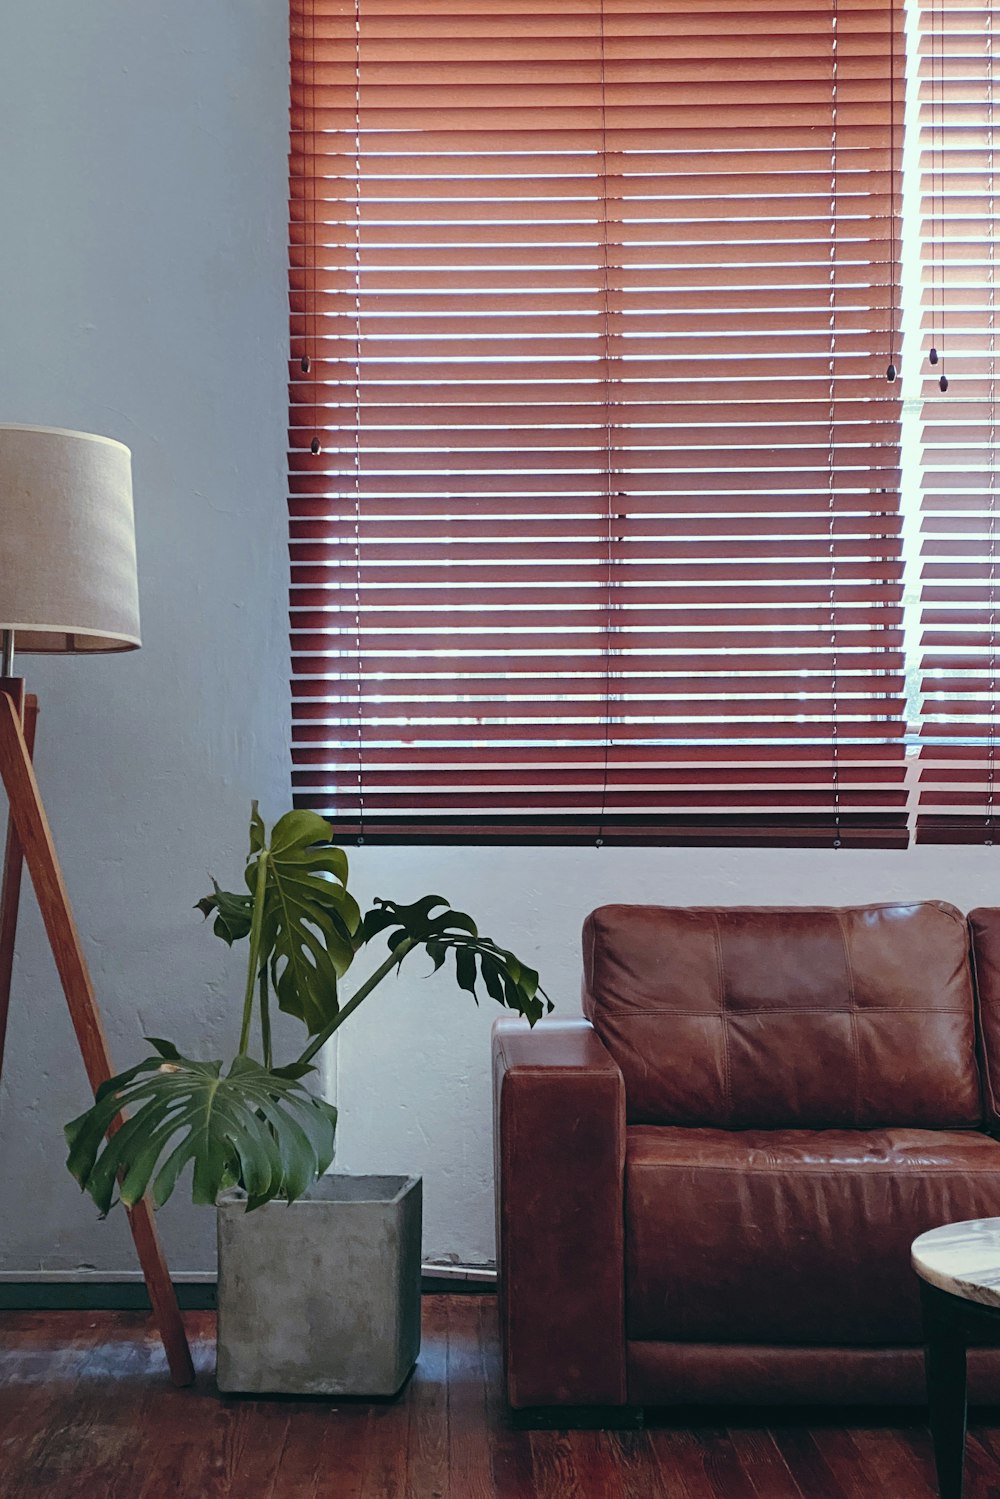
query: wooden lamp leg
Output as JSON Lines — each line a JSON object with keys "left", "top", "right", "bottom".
{"left": 0, "top": 681, "right": 33, "bottom": 1075}
{"left": 0, "top": 686, "right": 194, "bottom": 1387}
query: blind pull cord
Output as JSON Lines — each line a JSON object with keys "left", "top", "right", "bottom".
{"left": 929, "top": 0, "right": 948, "bottom": 390}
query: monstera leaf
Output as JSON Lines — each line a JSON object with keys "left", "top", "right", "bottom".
{"left": 258, "top": 809, "right": 361, "bottom": 1033}
{"left": 363, "top": 896, "right": 552, "bottom": 1026}
{"left": 64, "top": 1040, "right": 337, "bottom": 1213}
{"left": 196, "top": 880, "right": 252, "bottom": 945}
{"left": 198, "top": 806, "right": 361, "bottom": 1037}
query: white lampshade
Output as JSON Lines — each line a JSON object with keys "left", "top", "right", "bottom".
{"left": 0, "top": 424, "right": 140, "bottom": 653}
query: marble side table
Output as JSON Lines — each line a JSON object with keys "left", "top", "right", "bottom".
{"left": 912, "top": 1218, "right": 1000, "bottom": 1499}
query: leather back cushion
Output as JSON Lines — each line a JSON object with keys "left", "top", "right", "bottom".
{"left": 582, "top": 902, "right": 982, "bottom": 1128}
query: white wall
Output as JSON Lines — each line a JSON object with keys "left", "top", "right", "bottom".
{"left": 1, "top": 2, "right": 998, "bottom": 1279}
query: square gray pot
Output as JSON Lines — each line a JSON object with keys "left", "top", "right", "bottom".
{"left": 216, "top": 1173, "right": 422, "bottom": 1397}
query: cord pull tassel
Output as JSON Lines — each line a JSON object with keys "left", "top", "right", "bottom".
{"left": 929, "top": 346, "right": 939, "bottom": 365}
{"left": 886, "top": 363, "right": 897, "bottom": 382}
{"left": 939, "top": 374, "right": 949, "bottom": 393}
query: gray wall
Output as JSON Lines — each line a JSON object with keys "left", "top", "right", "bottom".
{"left": 0, "top": 0, "right": 291, "bottom": 1274}
{"left": 2, "top": 1, "right": 998, "bottom": 1279}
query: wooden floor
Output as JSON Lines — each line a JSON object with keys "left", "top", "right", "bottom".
{"left": 2, "top": 1296, "right": 1000, "bottom": 1497}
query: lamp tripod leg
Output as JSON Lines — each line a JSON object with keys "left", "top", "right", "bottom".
{"left": 0, "top": 684, "right": 36, "bottom": 1076}
{"left": 0, "top": 686, "right": 194, "bottom": 1387}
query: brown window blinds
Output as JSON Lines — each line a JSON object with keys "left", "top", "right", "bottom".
{"left": 288, "top": 0, "right": 908, "bottom": 847}
{"left": 915, "top": 0, "right": 1000, "bottom": 844}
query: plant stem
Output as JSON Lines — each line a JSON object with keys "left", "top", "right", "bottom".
{"left": 238, "top": 853, "right": 269, "bottom": 1057}
{"left": 295, "top": 936, "right": 416, "bottom": 1066}
{"left": 259, "top": 963, "right": 272, "bottom": 1070}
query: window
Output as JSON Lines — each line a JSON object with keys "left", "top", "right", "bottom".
{"left": 288, "top": 0, "right": 991, "bottom": 848}
{"left": 915, "top": 0, "right": 1000, "bottom": 843}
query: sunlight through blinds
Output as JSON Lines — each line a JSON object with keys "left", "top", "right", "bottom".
{"left": 915, "top": 0, "right": 1000, "bottom": 844}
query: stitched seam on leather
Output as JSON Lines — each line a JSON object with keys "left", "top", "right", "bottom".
{"left": 969, "top": 932, "right": 997, "bottom": 1126}
{"left": 505, "top": 1066, "right": 620, "bottom": 1083}
{"left": 616, "top": 901, "right": 955, "bottom": 915}
{"left": 835, "top": 911, "right": 862, "bottom": 1126}
{"left": 626, "top": 1159, "right": 1000, "bottom": 1173}
{"left": 712, "top": 913, "right": 732, "bottom": 1123}
{"left": 595, "top": 1005, "right": 969, "bottom": 1015}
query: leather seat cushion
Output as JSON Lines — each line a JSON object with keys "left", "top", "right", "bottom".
{"left": 626, "top": 1125, "right": 1000, "bottom": 1345}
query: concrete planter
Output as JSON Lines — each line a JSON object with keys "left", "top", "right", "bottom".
{"left": 216, "top": 1173, "right": 422, "bottom": 1396}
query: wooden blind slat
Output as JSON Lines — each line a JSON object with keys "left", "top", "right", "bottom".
{"left": 288, "top": 0, "right": 907, "bottom": 845}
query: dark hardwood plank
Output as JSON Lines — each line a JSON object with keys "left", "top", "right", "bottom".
{"left": 528, "top": 1430, "right": 592, "bottom": 1499}
{"left": 122, "top": 1316, "right": 226, "bottom": 1499}
{"left": 965, "top": 1431, "right": 1000, "bottom": 1499}
{"left": 107, "top": 1314, "right": 216, "bottom": 1499}
{"left": 359, "top": 1365, "right": 411, "bottom": 1497}
{"left": 696, "top": 1430, "right": 768, "bottom": 1499}
{"left": 8, "top": 1313, "right": 170, "bottom": 1498}
{"left": 771, "top": 1427, "right": 855, "bottom": 1499}
{"left": 219, "top": 1403, "right": 292, "bottom": 1499}
{"left": 260, "top": 1407, "right": 327, "bottom": 1499}
{"left": 263, "top": 1406, "right": 326, "bottom": 1499}
{"left": 135, "top": 1398, "right": 240, "bottom": 1499}
{"left": 968, "top": 1423, "right": 1000, "bottom": 1496}
{"left": 0, "top": 1312, "right": 108, "bottom": 1496}
{"left": 447, "top": 1293, "right": 494, "bottom": 1499}
{"left": 843, "top": 1426, "right": 939, "bottom": 1499}
{"left": 600, "top": 1427, "right": 669, "bottom": 1499}
{"left": 725, "top": 1428, "right": 805, "bottom": 1499}
{"left": 809, "top": 1426, "right": 897, "bottom": 1499}
{"left": 532, "top": 1429, "right": 633, "bottom": 1499}
{"left": 406, "top": 1295, "right": 449, "bottom": 1499}
{"left": 647, "top": 1427, "right": 717, "bottom": 1499}
{"left": 308, "top": 1403, "right": 371, "bottom": 1499}
{"left": 4, "top": 1302, "right": 1000, "bottom": 1499}
{"left": 122, "top": 1407, "right": 220, "bottom": 1499}
{"left": 28, "top": 1319, "right": 169, "bottom": 1499}
{"left": 0, "top": 1311, "right": 104, "bottom": 1431}
{"left": 479, "top": 1295, "right": 537, "bottom": 1499}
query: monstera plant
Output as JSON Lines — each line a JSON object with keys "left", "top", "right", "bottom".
{"left": 65, "top": 805, "right": 550, "bottom": 1215}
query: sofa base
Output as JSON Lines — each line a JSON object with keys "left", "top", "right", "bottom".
{"left": 627, "top": 1341, "right": 1000, "bottom": 1407}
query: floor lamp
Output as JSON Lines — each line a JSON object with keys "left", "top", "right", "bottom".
{"left": 0, "top": 424, "right": 193, "bottom": 1386}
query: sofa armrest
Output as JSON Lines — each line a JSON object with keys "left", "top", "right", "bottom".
{"left": 492, "top": 1016, "right": 626, "bottom": 1408}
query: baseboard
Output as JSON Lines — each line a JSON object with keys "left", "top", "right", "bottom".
{"left": 0, "top": 1264, "right": 497, "bottom": 1311}
{"left": 0, "top": 1278, "right": 218, "bottom": 1311}
{"left": 419, "top": 1263, "right": 496, "bottom": 1293}
{"left": 420, "top": 1274, "right": 496, "bottom": 1296}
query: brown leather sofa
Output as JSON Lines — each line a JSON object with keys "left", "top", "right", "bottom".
{"left": 492, "top": 901, "right": 1000, "bottom": 1410}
